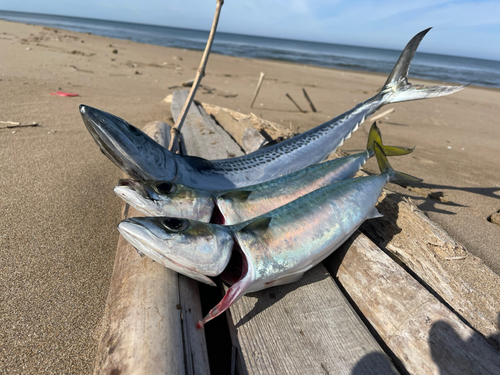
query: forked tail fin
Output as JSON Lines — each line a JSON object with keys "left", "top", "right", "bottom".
{"left": 380, "top": 28, "right": 467, "bottom": 104}
{"left": 373, "top": 141, "right": 422, "bottom": 183}
{"left": 366, "top": 122, "right": 413, "bottom": 156}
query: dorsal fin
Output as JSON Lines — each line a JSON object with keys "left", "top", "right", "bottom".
{"left": 218, "top": 190, "right": 252, "bottom": 201}
{"left": 240, "top": 216, "right": 272, "bottom": 235}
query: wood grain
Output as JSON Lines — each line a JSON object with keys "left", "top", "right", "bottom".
{"left": 325, "top": 231, "right": 500, "bottom": 375}
{"left": 360, "top": 192, "right": 500, "bottom": 348}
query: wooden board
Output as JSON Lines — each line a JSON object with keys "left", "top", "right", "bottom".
{"left": 325, "top": 231, "right": 500, "bottom": 375}
{"left": 226, "top": 264, "right": 399, "bottom": 375}
{"left": 360, "top": 191, "right": 500, "bottom": 348}
{"left": 93, "top": 121, "right": 210, "bottom": 375}
{"left": 171, "top": 90, "right": 244, "bottom": 159}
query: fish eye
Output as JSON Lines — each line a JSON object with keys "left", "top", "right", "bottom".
{"left": 162, "top": 218, "right": 189, "bottom": 232}
{"left": 154, "top": 182, "right": 176, "bottom": 195}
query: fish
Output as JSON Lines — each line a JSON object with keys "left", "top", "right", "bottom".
{"left": 117, "top": 141, "right": 421, "bottom": 327}
{"left": 114, "top": 123, "right": 413, "bottom": 224}
{"left": 81, "top": 28, "right": 464, "bottom": 191}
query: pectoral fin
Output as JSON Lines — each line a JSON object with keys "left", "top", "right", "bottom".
{"left": 368, "top": 206, "right": 383, "bottom": 219}
{"left": 240, "top": 216, "right": 272, "bottom": 235}
{"left": 218, "top": 190, "right": 252, "bottom": 201}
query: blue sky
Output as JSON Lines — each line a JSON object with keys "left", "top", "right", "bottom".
{"left": 2, "top": 0, "right": 500, "bottom": 60}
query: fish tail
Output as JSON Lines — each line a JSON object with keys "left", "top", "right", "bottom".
{"left": 373, "top": 141, "right": 422, "bottom": 183}
{"left": 379, "top": 28, "right": 467, "bottom": 105}
{"left": 366, "top": 122, "right": 414, "bottom": 156}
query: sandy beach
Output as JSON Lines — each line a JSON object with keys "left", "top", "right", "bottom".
{"left": 1, "top": 20, "right": 499, "bottom": 373}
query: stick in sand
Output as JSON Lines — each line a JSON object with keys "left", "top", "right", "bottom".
{"left": 250, "top": 72, "right": 265, "bottom": 108}
{"left": 286, "top": 93, "right": 306, "bottom": 113}
{"left": 302, "top": 88, "right": 317, "bottom": 112}
{"left": 0, "top": 122, "right": 39, "bottom": 129}
{"left": 367, "top": 108, "right": 395, "bottom": 123}
{"left": 167, "top": 0, "right": 224, "bottom": 153}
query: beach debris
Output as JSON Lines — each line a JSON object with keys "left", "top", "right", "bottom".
{"left": 242, "top": 127, "right": 268, "bottom": 154}
{"left": 445, "top": 256, "right": 467, "bottom": 261}
{"left": 69, "top": 65, "right": 93, "bottom": 73}
{"left": 217, "top": 92, "right": 238, "bottom": 98}
{"left": 488, "top": 210, "right": 500, "bottom": 226}
{"left": 250, "top": 72, "right": 266, "bottom": 108}
{"left": 367, "top": 108, "right": 395, "bottom": 123}
{"left": 0, "top": 121, "right": 39, "bottom": 129}
{"left": 81, "top": 28, "right": 465, "bottom": 192}
{"left": 112, "top": 49, "right": 118, "bottom": 54}
{"left": 302, "top": 88, "right": 317, "bottom": 112}
{"left": 51, "top": 91, "right": 79, "bottom": 97}
{"left": 286, "top": 93, "right": 306, "bottom": 113}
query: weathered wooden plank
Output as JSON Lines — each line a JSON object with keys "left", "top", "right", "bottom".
{"left": 171, "top": 90, "right": 244, "bottom": 159}
{"left": 93, "top": 121, "right": 210, "bottom": 375}
{"left": 226, "top": 264, "right": 399, "bottom": 375}
{"left": 209, "top": 108, "right": 268, "bottom": 153}
{"left": 170, "top": 94, "right": 397, "bottom": 374}
{"left": 360, "top": 192, "right": 500, "bottom": 348}
{"left": 325, "top": 231, "right": 500, "bottom": 375}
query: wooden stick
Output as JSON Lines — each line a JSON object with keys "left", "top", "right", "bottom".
{"left": 286, "top": 93, "right": 306, "bottom": 113}
{"left": 167, "top": 0, "right": 224, "bottom": 153}
{"left": 367, "top": 108, "right": 395, "bottom": 123}
{"left": 302, "top": 88, "right": 317, "bottom": 112}
{"left": 250, "top": 72, "right": 265, "bottom": 108}
{"left": 0, "top": 123, "right": 39, "bottom": 129}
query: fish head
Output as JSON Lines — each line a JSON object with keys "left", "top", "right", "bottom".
{"left": 80, "top": 105, "right": 177, "bottom": 181}
{"left": 114, "top": 179, "right": 215, "bottom": 221}
{"left": 118, "top": 216, "right": 234, "bottom": 286}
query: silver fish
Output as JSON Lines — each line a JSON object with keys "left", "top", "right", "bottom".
{"left": 81, "top": 28, "right": 464, "bottom": 191}
{"left": 114, "top": 123, "right": 412, "bottom": 224}
{"left": 117, "top": 142, "right": 421, "bottom": 327}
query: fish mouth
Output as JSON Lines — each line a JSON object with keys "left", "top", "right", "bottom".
{"left": 118, "top": 218, "right": 223, "bottom": 286}
{"left": 116, "top": 179, "right": 151, "bottom": 199}
{"left": 80, "top": 105, "right": 177, "bottom": 181}
{"left": 80, "top": 105, "right": 143, "bottom": 178}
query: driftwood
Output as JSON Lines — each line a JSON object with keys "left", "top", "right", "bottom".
{"left": 325, "top": 231, "right": 500, "bottom": 375}
{"left": 360, "top": 192, "right": 500, "bottom": 348}
{"left": 366, "top": 108, "right": 395, "bottom": 123}
{"left": 302, "top": 88, "right": 317, "bottom": 112}
{"left": 171, "top": 90, "right": 244, "bottom": 158}
{"left": 250, "top": 72, "right": 265, "bottom": 108}
{"left": 226, "top": 264, "right": 398, "bottom": 375}
{"left": 207, "top": 108, "right": 268, "bottom": 153}
{"left": 285, "top": 93, "right": 306, "bottom": 113}
{"left": 93, "top": 121, "right": 210, "bottom": 375}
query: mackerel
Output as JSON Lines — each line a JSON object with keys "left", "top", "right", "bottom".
{"left": 81, "top": 28, "right": 464, "bottom": 190}
{"left": 118, "top": 142, "right": 421, "bottom": 327}
{"left": 114, "top": 123, "right": 412, "bottom": 223}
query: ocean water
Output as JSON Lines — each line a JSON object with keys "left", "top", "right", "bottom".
{"left": 2, "top": 10, "right": 500, "bottom": 89}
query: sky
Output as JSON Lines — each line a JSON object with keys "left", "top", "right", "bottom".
{"left": 1, "top": 0, "right": 500, "bottom": 60}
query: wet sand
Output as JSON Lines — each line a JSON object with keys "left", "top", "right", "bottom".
{"left": 1, "top": 20, "right": 499, "bottom": 373}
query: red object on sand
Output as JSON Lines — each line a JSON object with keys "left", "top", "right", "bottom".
{"left": 50, "top": 91, "right": 79, "bottom": 97}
